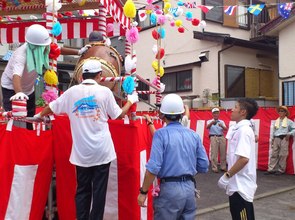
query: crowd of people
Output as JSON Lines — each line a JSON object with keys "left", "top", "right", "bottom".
{"left": 1, "top": 24, "right": 294, "bottom": 220}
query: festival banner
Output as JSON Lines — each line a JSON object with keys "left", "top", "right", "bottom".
{"left": 0, "top": 126, "right": 53, "bottom": 220}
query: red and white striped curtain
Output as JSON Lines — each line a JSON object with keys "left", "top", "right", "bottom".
{"left": 0, "top": 18, "right": 125, "bottom": 44}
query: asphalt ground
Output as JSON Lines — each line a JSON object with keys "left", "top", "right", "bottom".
{"left": 195, "top": 169, "right": 295, "bottom": 219}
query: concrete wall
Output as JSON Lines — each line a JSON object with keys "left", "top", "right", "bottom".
{"left": 279, "top": 21, "right": 295, "bottom": 78}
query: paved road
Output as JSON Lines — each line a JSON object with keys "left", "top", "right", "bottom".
{"left": 195, "top": 170, "right": 295, "bottom": 219}
{"left": 197, "top": 189, "right": 295, "bottom": 220}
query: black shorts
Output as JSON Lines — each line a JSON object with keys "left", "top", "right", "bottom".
{"left": 229, "top": 192, "right": 255, "bottom": 220}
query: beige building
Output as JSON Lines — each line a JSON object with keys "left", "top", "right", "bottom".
{"left": 260, "top": 8, "right": 295, "bottom": 106}
{"left": 134, "top": 0, "right": 281, "bottom": 111}
{"left": 2, "top": 0, "right": 292, "bottom": 111}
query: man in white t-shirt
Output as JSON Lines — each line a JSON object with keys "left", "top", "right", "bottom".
{"left": 37, "top": 59, "right": 138, "bottom": 220}
{"left": 218, "top": 98, "right": 258, "bottom": 220}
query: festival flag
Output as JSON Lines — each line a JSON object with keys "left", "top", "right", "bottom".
{"left": 184, "top": 1, "right": 197, "bottom": 9}
{"left": 224, "top": 5, "right": 237, "bottom": 16}
{"left": 138, "top": 10, "right": 147, "bottom": 22}
{"left": 248, "top": 4, "right": 265, "bottom": 16}
{"left": 278, "top": 3, "right": 293, "bottom": 19}
{"left": 197, "top": 5, "right": 214, "bottom": 13}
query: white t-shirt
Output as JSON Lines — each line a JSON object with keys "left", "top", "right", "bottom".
{"left": 49, "top": 79, "right": 123, "bottom": 167}
{"left": 1, "top": 43, "right": 37, "bottom": 95}
{"left": 226, "top": 119, "right": 257, "bottom": 202}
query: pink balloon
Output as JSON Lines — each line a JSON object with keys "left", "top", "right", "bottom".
{"left": 126, "top": 27, "right": 139, "bottom": 44}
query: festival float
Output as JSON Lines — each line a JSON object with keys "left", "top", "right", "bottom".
{"left": 0, "top": 1, "right": 295, "bottom": 220}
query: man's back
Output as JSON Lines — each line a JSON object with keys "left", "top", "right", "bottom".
{"left": 147, "top": 122, "right": 208, "bottom": 178}
{"left": 49, "top": 80, "right": 122, "bottom": 167}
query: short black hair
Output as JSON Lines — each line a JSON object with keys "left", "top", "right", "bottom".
{"left": 237, "top": 98, "right": 259, "bottom": 120}
{"left": 82, "top": 72, "right": 100, "bottom": 80}
{"left": 164, "top": 114, "right": 182, "bottom": 121}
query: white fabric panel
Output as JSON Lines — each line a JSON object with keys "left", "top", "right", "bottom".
{"left": 61, "top": 23, "right": 68, "bottom": 40}
{"left": 5, "top": 165, "right": 38, "bottom": 220}
{"left": 196, "top": 120, "right": 205, "bottom": 143}
{"left": 113, "top": 22, "right": 120, "bottom": 36}
{"left": 74, "top": 22, "right": 80, "bottom": 39}
{"left": 86, "top": 22, "right": 93, "bottom": 39}
{"left": 104, "top": 159, "right": 119, "bottom": 220}
{"left": 1, "top": 28, "right": 7, "bottom": 44}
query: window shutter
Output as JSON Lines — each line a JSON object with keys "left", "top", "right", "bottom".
{"left": 260, "top": 69, "right": 274, "bottom": 97}
{"left": 245, "top": 68, "right": 259, "bottom": 98}
{"left": 223, "top": 0, "right": 239, "bottom": 28}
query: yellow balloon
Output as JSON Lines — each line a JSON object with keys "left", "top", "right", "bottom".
{"left": 175, "top": 19, "right": 182, "bottom": 27}
{"left": 44, "top": 69, "right": 58, "bottom": 86}
{"left": 152, "top": 60, "right": 159, "bottom": 70}
{"left": 164, "top": 2, "right": 171, "bottom": 9}
{"left": 123, "top": 0, "right": 136, "bottom": 18}
{"left": 163, "top": 0, "right": 170, "bottom": 2}
{"left": 146, "top": 10, "right": 152, "bottom": 15}
{"left": 154, "top": 67, "right": 164, "bottom": 77}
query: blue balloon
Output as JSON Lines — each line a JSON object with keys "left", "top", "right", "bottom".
{"left": 158, "top": 28, "right": 166, "bottom": 39}
{"left": 122, "top": 76, "right": 135, "bottom": 94}
{"left": 177, "top": 1, "right": 184, "bottom": 6}
{"left": 150, "top": 13, "right": 157, "bottom": 25}
{"left": 51, "top": 21, "right": 62, "bottom": 37}
{"left": 186, "top": 11, "right": 193, "bottom": 21}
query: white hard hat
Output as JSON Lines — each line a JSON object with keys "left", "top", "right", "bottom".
{"left": 25, "top": 24, "right": 51, "bottom": 46}
{"left": 160, "top": 94, "right": 184, "bottom": 115}
{"left": 212, "top": 107, "right": 220, "bottom": 113}
{"left": 82, "top": 59, "right": 102, "bottom": 74}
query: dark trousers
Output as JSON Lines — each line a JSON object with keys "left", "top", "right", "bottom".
{"left": 229, "top": 192, "right": 255, "bottom": 220}
{"left": 75, "top": 163, "right": 111, "bottom": 220}
{"left": 1, "top": 87, "right": 35, "bottom": 129}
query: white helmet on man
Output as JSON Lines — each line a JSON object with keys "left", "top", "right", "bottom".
{"left": 160, "top": 94, "right": 184, "bottom": 115}
{"left": 25, "top": 24, "right": 51, "bottom": 46}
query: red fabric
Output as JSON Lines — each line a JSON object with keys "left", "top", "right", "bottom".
{"left": 190, "top": 107, "right": 295, "bottom": 174}
{"left": 0, "top": 107, "right": 294, "bottom": 218}
{"left": 0, "top": 125, "right": 53, "bottom": 220}
{"left": 51, "top": 117, "right": 155, "bottom": 220}
{"left": 52, "top": 116, "right": 76, "bottom": 220}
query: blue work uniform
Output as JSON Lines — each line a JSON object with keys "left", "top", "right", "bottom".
{"left": 146, "top": 121, "right": 209, "bottom": 219}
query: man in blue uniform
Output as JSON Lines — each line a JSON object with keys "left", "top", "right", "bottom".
{"left": 137, "top": 93, "right": 209, "bottom": 219}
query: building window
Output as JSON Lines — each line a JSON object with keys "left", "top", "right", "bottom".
{"left": 203, "top": 0, "right": 249, "bottom": 29}
{"left": 136, "top": 1, "right": 163, "bottom": 30}
{"left": 225, "top": 65, "right": 245, "bottom": 98}
{"left": 225, "top": 65, "right": 275, "bottom": 98}
{"left": 137, "top": 80, "right": 150, "bottom": 101}
{"left": 283, "top": 81, "right": 295, "bottom": 106}
{"left": 161, "top": 70, "right": 192, "bottom": 93}
{"left": 203, "top": 0, "right": 223, "bottom": 23}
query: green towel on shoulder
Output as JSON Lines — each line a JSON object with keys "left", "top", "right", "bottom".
{"left": 26, "top": 43, "right": 50, "bottom": 75}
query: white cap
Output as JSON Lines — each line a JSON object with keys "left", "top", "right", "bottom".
{"left": 212, "top": 107, "right": 220, "bottom": 113}
{"left": 82, "top": 60, "right": 102, "bottom": 74}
